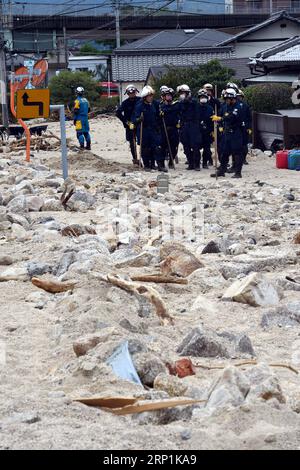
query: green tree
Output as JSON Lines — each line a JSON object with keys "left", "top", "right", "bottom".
{"left": 79, "top": 43, "right": 101, "bottom": 55}
{"left": 49, "top": 71, "right": 101, "bottom": 108}
{"left": 152, "top": 60, "right": 237, "bottom": 98}
{"left": 243, "top": 84, "right": 297, "bottom": 113}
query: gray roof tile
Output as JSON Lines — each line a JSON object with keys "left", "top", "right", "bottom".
{"left": 116, "top": 29, "right": 232, "bottom": 51}
{"left": 253, "top": 36, "right": 300, "bottom": 63}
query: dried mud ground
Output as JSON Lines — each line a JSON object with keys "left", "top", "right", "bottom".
{"left": 0, "top": 115, "right": 300, "bottom": 450}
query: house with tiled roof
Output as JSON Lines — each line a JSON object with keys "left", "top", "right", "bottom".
{"left": 112, "top": 29, "right": 234, "bottom": 96}
{"left": 247, "top": 36, "right": 300, "bottom": 84}
{"left": 217, "top": 10, "right": 300, "bottom": 58}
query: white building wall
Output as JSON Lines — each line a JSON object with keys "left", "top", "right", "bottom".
{"left": 68, "top": 57, "right": 108, "bottom": 75}
{"left": 232, "top": 20, "right": 300, "bottom": 58}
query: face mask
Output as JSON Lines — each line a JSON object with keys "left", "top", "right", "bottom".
{"left": 200, "top": 98, "right": 208, "bottom": 104}
{"left": 179, "top": 93, "right": 186, "bottom": 101}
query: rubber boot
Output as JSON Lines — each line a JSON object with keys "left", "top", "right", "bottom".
{"left": 210, "top": 168, "right": 226, "bottom": 177}
{"left": 158, "top": 161, "right": 168, "bottom": 173}
{"left": 227, "top": 166, "right": 235, "bottom": 173}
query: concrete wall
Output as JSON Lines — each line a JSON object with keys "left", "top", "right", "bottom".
{"left": 68, "top": 57, "right": 108, "bottom": 77}
{"left": 232, "top": 20, "right": 300, "bottom": 57}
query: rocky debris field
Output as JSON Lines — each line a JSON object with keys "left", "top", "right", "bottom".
{"left": 0, "top": 116, "right": 300, "bottom": 450}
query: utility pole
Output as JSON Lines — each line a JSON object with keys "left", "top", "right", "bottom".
{"left": 63, "top": 26, "right": 68, "bottom": 69}
{"left": 0, "top": 0, "right": 9, "bottom": 128}
{"left": 269, "top": 0, "right": 273, "bottom": 15}
{"left": 114, "top": 1, "right": 121, "bottom": 49}
{"left": 176, "top": 0, "right": 182, "bottom": 29}
{"left": 113, "top": 1, "right": 121, "bottom": 103}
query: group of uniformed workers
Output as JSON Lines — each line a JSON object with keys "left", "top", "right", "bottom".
{"left": 72, "top": 80, "right": 252, "bottom": 178}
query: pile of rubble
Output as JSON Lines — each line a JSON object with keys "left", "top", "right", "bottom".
{"left": 0, "top": 117, "right": 300, "bottom": 449}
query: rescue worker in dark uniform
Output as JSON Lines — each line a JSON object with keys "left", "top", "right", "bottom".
{"left": 159, "top": 87, "right": 180, "bottom": 168}
{"left": 73, "top": 86, "right": 91, "bottom": 150}
{"left": 203, "top": 83, "right": 221, "bottom": 114}
{"left": 221, "top": 82, "right": 240, "bottom": 172}
{"left": 203, "top": 83, "right": 221, "bottom": 165}
{"left": 116, "top": 84, "right": 141, "bottom": 165}
{"left": 237, "top": 89, "right": 252, "bottom": 166}
{"left": 217, "top": 89, "right": 227, "bottom": 165}
{"left": 132, "top": 85, "right": 167, "bottom": 173}
{"left": 177, "top": 84, "right": 202, "bottom": 171}
{"left": 211, "top": 87, "right": 244, "bottom": 179}
{"left": 198, "top": 89, "right": 214, "bottom": 169}
{"left": 159, "top": 85, "right": 169, "bottom": 104}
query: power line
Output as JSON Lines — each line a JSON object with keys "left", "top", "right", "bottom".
{"left": 12, "top": 0, "right": 92, "bottom": 30}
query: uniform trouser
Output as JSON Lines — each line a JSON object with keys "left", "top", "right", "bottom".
{"left": 201, "top": 133, "right": 213, "bottom": 165}
{"left": 77, "top": 131, "right": 91, "bottom": 147}
{"left": 161, "top": 128, "right": 179, "bottom": 162}
{"left": 242, "top": 145, "right": 248, "bottom": 162}
{"left": 217, "top": 131, "right": 224, "bottom": 163}
{"left": 220, "top": 132, "right": 243, "bottom": 174}
{"left": 221, "top": 150, "right": 243, "bottom": 174}
{"left": 126, "top": 128, "right": 137, "bottom": 160}
{"left": 242, "top": 129, "right": 249, "bottom": 163}
{"left": 141, "top": 145, "right": 164, "bottom": 168}
{"left": 180, "top": 123, "right": 202, "bottom": 168}
{"left": 139, "top": 128, "right": 163, "bottom": 168}
{"left": 203, "top": 145, "right": 213, "bottom": 165}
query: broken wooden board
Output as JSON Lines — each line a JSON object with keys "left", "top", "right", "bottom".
{"left": 73, "top": 396, "right": 138, "bottom": 409}
{"left": 130, "top": 275, "right": 188, "bottom": 285}
{"left": 74, "top": 397, "right": 205, "bottom": 415}
{"left": 31, "top": 277, "right": 77, "bottom": 293}
{"left": 99, "top": 274, "right": 174, "bottom": 326}
{"left": 107, "top": 398, "right": 205, "bottom": 415}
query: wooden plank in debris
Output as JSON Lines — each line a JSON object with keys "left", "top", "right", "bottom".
{"left": 74, "top": 396, "right": 138, "bottom": 409}
{"left": 106, "top": 398, "right": 205, "bottom": 415}
{"left": 130, "top": 275, "right": 188, "bottom": 285}
{"left": 31, "top": 277, "right": 77, "bottom": 293}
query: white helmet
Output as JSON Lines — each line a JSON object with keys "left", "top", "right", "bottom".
{"left": 203, "top": 83, "right": 214, "bottom": 90}
{"left": 176, "top": 84, "right": 191, "bottom": 94}
{"left": 226, "top": 82, "right": 238, "bottom": 91}
{"left": 237, "top": 89, "right": 244, "bottom": 97}
{"left": 224, "top": 88, "right": 237, "bottom": 99}
{"left": 141, "top": 85, "right": 155, "bottom": 98}
{"left": 125, "top": 84, "right": 138, "bottom": 95}
{"left": 76, "top": 86, "right": 84, "bottom": 94}
{"left": 160, "top": 85, "right": 169, "bottom": 94}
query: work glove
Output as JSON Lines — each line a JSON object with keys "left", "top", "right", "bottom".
{"left": 176, "top": 122, "right": 181, "bottom": 129}
{"left": 219, "top": 127, "right": 224, "bottom": 133}
{"left": 128, "top": 122, "right": 135, "bottom": 130}
{"left": 224, "top": 112, "right": 229, "bottom": 117}
{"left": 211, "top": 115, "right": 221, "bottom": 122}
{"left": 210, "top": 132, "right": 215, "bottom": 138}
{"left": 247, "top": 128, "right": 252, "bottom": 135}
{"left": 159, "top": 110, "right": 164, "bottom": 117}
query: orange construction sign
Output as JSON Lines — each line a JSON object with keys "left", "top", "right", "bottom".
{"left": 16, "top": 89, "right": 50, "bottom": 119}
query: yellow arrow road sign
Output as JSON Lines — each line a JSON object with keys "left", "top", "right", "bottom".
{"left": 16, "top": 89, "right": 50, "bottom": 119}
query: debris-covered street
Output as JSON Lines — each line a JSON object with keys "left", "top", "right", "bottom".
{"left": 0, "top": 115, "right": 300, "bottom": 450}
